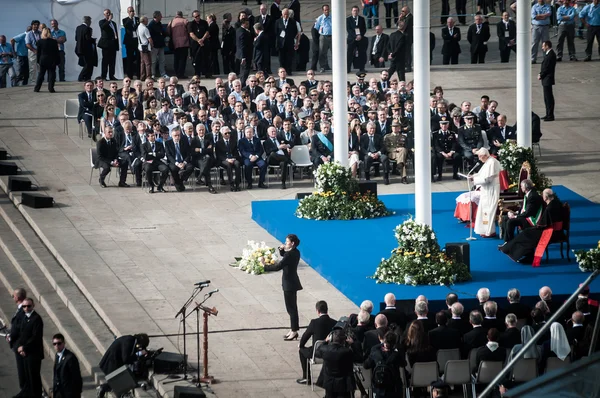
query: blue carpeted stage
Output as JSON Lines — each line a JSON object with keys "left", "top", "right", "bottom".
{"left": 252, "top": 185, "right": 600, "bottom": 308}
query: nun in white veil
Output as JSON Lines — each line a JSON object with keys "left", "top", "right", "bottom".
{"left": 541, "top": 322, "right": 571, "bottom": 370}
{"left": 508, "top": 326, "right": 542, "bottom": 363}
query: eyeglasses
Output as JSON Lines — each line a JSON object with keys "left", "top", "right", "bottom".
{"left": 22, "top": 305, "right": 32, "bottom": 308}
{"left": 52, "top": 341, "right": 63, "bottom": 346}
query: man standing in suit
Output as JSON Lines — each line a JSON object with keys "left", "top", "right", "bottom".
{"left": 400, "top": 6, "right": 414, "bottom": 72}
{"left": 297, "top": 300, "right": 337, "bottom": 385}
{"left": 96, "top": 126, "right": 128, "bottom": 187}
{"left": 8, "top": 288, "right": 27, "bottom": 391}
{"left": 467, "top": 14, "right": 491, "bottom": 64}
{"left": 141, "top": 129, "right": 169, "bottom": 193}
{"left": 387, "top": 21, "right": 407, "bottom": 82}
{"left": 98, "top": 9, "right": 119, "bottom": 80}
{"left": 239, "top": 127, "right": 268, "bottom": 189}
{"left": 236, "top": 18, "right": 253, "bottom": 87}
{"left": 442, "top": 17, "right": 461, "bottom": 64}
{"left": 253, "top": 23, "right": 269, "bottom": 76}
{"left": 347, "top": 6, "right": 368, "bottom": 73}
{"left": 361, "top": 122, "right": 390, "bottom": 184}
{"left": 264, "top": 126, "right": 292, "bottom": 189}
{"left": 75, "top": 16, "right": 95, "bottom": 82}
{"left": 15, "top": 297, "right": 44, "bottom": 398}
{"left": 499, "top": 179, "right": 544, "bottom": 243}
{"left": 275, "top": 8, "right": 300, "bottom": 75}
{"left": 369, "top": 25, "right": 389, "bottom": 68}
{"left": 497, "top": 11, "right": 516, "bottom": 63}
{"left": 538, "top": 40, "right": 556, "bottom": 121}
{"left": 52, "top": 333, "right": 83, "bottom": 398}
{"left": 122, "top": 6, "right": 139, "bottom": 79}
{"left": 165, "top": 127, "right": 194, "bottom": 191}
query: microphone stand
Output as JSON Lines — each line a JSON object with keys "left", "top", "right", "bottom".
{"left": 164, "top": 285, "right": 206, "bottom": 385}
{"left": 465, "top": 161, "right": 481, "bottom": 242}
{"left": 191, "top": 293, "right": 219, "bottom": 386}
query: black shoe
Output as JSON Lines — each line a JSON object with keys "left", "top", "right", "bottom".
{"left": 220, "top": 179, "right": 226, "bottom": 185}
{"left": 109, "top": 76, "right": 117, "bottom": 80}
{"left": 49, "top": 89, "right": 56, "bottom": 93}
{"left": 258, "top": 182, "right": 268, "bottom": 189}
{"left": 296, "top": 379, "right": 308, "bottom": 385}
{"left": 453, "top": 174, "right": 460, "bottom": 180}
{"left": 584, "top": 56, "right": 592, "bottom": 62}
{"left": 556, "top": 57, "right": 562, "bottom": 62}
{"left": 157, "top": 185, "right": 166, "bottom": 192}
{"left": 196, "top": 178, "right": 203, "bottom": 185}
{"left": 148, "top": 187, "right": 155, "bottom": 194}
{"left": 230, "top": 185, "right": 236, "bottom": 192}
{"left": 436, "top": 175, "right": 442, "bottom": 181}
{"left": 118, "top": 182, "right": 130, "bottom": 187}
{"left": 544, "top": 117, "right": 554, "bottom": 122}
{"left": 33, "top": 88, "right": 40, "bottom": 92}
{"left": 235, "top": 185, "right": 241, "bottom": 192}
{"left": 176, "top": 184, "right": 186, "bottom": 192}
{"left": 570, "top": 57, "right": 578, "bottom": 62}
{"left": 136, "top": 182, "right": 142, "bottom": 187}
{"left": 498, "top": 242, "right": 507, "bottom": 250}
{"left": 247, "top": 183, "right": 253, "bottom": 190}
{"left": 532, "top": 60, "right": 537, "bottom": 64}
{"left": 402, "top": 177, "right": 408, "bottom": 184}
{"left": 384, "top": 177, "right": 390, "bottom": 185}
{"left": 208, "top": 186, "right": 217, "bottom": 194}
{"left": 99, "top": 180, "right": 107, "bottom": 188}
{"left": 282, "top": 182, "right": 287, "bottom": 189}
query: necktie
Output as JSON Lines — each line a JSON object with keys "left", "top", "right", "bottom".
{"left": 407, "top": 112, "right": 412, "bottom": 118}
{"left": 369, "top": 136, "right": 375, "bottom": 152}
{"left": 88, "top": 93, "right": 91, "bottom": 101}
{"left": 175, "top": 143, "right": 182, "bottom": 162}
{"left": 286, "top": 132, "right": 291, "bottom": 141}
{"left": 372, "top": 35, "right": 380, "bottom": 54}
{"left": 225, "top": 140, "right": 230, "bottom": 153}
{"left": 188, "top": 136, "right": 191, "bottom": 145}
{"left": 273, "top": 138, "right": 277, "bottom": 147}
{"left": 107, "top": 140, "right": 111, "bottom": 146}
{"left": 477, "top": 24, "right": 481, "bottom": 33}
{"left": 126, "top": 135, "right": 131, "bottom": 145}
{"left": 502, "top": 127, "right": 505, "bottom": 139}
{"left": 355, "top": 18, "right": 358, "bottom": 26}
{"left": 251, "top": 88, "right": 254, "bottom": 96}
{"left": 151, "top": 143, "right": 155, "bottom": 152}
{"left": 449, "top": 28, "right": 453, "bottom": 36}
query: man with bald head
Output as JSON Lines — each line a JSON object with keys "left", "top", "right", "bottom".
{"left": 378, "top": 293, "right": 407, "bottom": 332}
{"left": 468, "top": 147, "right": 501, "bottom": 237}
{"left": 363, "top": 313, "right": 389, "bottom": 358}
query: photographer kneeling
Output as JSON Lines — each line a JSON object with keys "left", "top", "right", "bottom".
{"left": 314, "top": 328, "right": 362, "bottom": 398}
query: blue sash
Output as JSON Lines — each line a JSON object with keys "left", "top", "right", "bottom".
{"left": 318, "top": 132, "right": 333, "bottom": 152}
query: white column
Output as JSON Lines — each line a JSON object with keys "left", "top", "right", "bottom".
{"left": 517, "top": 0, "right": 532, "bottom": 148}
{"left": 413, "top": 1, "right": 432, "bottom": 226}
{"left": 332, "top": 1, "right": 349, "bottom": 166}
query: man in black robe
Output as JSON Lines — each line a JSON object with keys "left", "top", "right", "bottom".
{"left": 500, "top": 188, "right": 563, "bottom": 264}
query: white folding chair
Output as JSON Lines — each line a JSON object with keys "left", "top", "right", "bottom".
{"left": 64, "top": 99, "right": 80, "bottom": 136}
{"left": 290, "top": 145, "right": 313, "bottom": 180}
{"left": 308, "top": 340, "right": 325, "bottom": 391}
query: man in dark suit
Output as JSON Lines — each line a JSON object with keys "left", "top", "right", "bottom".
{"left": 467, "top": 14, "right": 491, "bottom": 64}
{"left": 441, "top": 17, "right": 461, "bottom": 65}
{"left": 190, "top": 124, "right": 217, "bottom": 193}
{"left": 9, "top": 288, "right": 27, "bottom": 391}
{"left": 115, "top": 120, "right": 142, "bottom": 187}
{"left": 482, "top": 301, "right": 506, "bottom": 333}
{"left": 98, "top": 9, "right": 119, "bottom": 80}
{"left": 362, "top": 314, "right": 389, "bottom": 358}
{"left": 141, "top": 130, "right": 169, "bottom": 193}
{"left": 96, "top": 126, "right": 128, "bottom": 187}
{"left": 77, "top": 81, "right": 95, "bottom": 138}
{"left": 300, "top": 70, "right": 319, "bottom": 91}
{"left": 253, "top": 23, "right": 270, "bottom": 76}
{"left": 387, "top": 21, "right": 407, "bottom": 82}
{"left": 487, "top": 115, "right": 516, "bottom": 156}
{"left": 499, "top": 314, "right": 521, "bottom": 349}
{"left": 360, "top": 123, "right": 390, "bottom": 183}
{"left": 264, "top": 126, "right": 293, "bottom": 189}
{"left": 474, "top": 329, "right": 506, "bottom": 374}
{"left": 275, "top": 8, "right": 300, "bottom": 75}
{"left": 75, "top": 16, "right": 96, "bottom": 81}
{"left": 539, "top": 40, "right": 556, "bottom": 121}
{"left": 52, "top": 333, "right": 83, "bottom": 398}
{"left": 15, "top": 298, "right": 44, "bottom": 398}
{"left": 377, "top": 293, "right": 408, "bottom": 332}
{"left": 215, "top": 127, "right": 242, "bottom": 191}
{"left": 122, "top": 6, "right": 139, "bottom": 79}
{"left": 499, "top": 179, "right": 544, "bottom": 243}
{"left": 497, "top": 12, "right": 516, "bottom": 63}
{"left": 429, "top": 311, "right": 462, "bottom": 351}
{"left": 462, "top": 310, "right": 488, "bottom": 358}
{"left": 297, "top": 300, "right": 338, "bottom": 385}
{"left": 400, "top": 6, "right": 414, "bottom": 71}
{"left": 315, "top": 329, "right": 362, "bottom": 397}
{"left": 448, "top": 302, "right": 472, "bottom": 337}
{"left": 505, "top": 288, "right": 532, "bottom": 321}
{"left": 369, "top": 25, "right": 389, "bottom": 68}
{"left": 236, "top": 18, "right": 254, "bottom": 87}
{"left": 311, "top": 121, "right": 334, "bottom": 168}
{"left": 98, "top": 334, "right": 150, "bottom": 398}
{"left": 239, "top": 127, "right": 268, "bottom": 189}
{"left": 165, "top": 127, "right": 194, "bottom": 191}
{"left": 346, "top": 6, "right": 368, "bottom": 73}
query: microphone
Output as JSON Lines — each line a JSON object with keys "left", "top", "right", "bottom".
{"left": 207, "top": 289, "right": 219, "bottom": 295}
{"left": 467, "top": 160, "right": 482, "bottom": 176}
{"left": 194, "top": 280, "right": 211, "bottom": 287}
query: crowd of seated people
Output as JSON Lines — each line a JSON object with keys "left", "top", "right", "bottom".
{"left": 296, "top": 285, "right": 598, "bottom": 397}
{"left": 78, "top": 67, "right": 542, "bottom": 194}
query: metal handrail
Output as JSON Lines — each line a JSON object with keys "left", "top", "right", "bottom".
{"left": 479, "top": 269, "right": 600, "bottom": 398}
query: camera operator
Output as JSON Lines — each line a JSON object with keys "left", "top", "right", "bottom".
{"left": 314, "top": 328, "right": 362, "bottom": 398}
{"left": 97, "top": 333, "right": 150, "bottom": 398}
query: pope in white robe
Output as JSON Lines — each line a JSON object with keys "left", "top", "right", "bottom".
{"left": 469, "top": 148, "right": 501, "bottom": 237}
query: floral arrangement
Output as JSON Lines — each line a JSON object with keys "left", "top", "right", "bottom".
{"left": 573, "top": 241, "right": 600, "bottom": 273}
{"left": 296, "top": 162, "right": 391, "bottom": 220}
{"left": 498, "top": 141, "right": 552, "bottom": 192}
{"left": 372, "top": 218, "right": 471, "bottom": 286}
{"left": 231, "top": 240, "right": 278, "bottom": 275}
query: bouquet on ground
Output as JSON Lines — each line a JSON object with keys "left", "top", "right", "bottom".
{"left": 372, "top": 218, "right": 471, "bottom": 286}
{"left": 574, "top": 240, "right": 600, "bottom": 273}
{"left": 296, "top": 162, "right": 391, "bottom": 220}
{"left": 231, "top": 240, "right": 279, "bottom": 275}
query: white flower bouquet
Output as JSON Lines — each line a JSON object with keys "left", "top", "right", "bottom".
{"left": 231, "top": 240, "right": 279, "bottom": 275}
{"left": 574, "top": 241, "right": 600, "bottom": 273}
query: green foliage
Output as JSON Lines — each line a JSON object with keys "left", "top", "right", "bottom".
{"left": 498, "top": 141, "right": 552, "bottom": 191}
{"left": 574, "top": 241, "right": 600, "bottom": 273}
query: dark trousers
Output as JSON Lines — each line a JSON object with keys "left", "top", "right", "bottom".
{"left": 209, "top": 49, "right": 220, "bottom": 75}
{"left": 434, "top": 152, "right": 461, "bottom": 176}
{"left": 557, "top": 24, "right": 576, "bottom": 59}
{"left": 456, "top": 0, "right": 467, "bottom": 24}
{"left": 16, "top": 55, "right": 29, "bottom": 85}
{"left": 267, "top": 153, "right": 291, "bottom": 183}
{"left": 405, "top": 41, "right": 413, "bottom": 70}
{"left": 585, "top": 25, "right": 600, "bottom": 58}
{"left": 195, "top": 155, "right": 214, "bottom": 185}
{"left": 57, "top": 50, "right": 65, "bottom": 81}
{"left": 543, "top": 85, "right": 554, "bottom": 118}
{"left": 101, "top": 48, "right": 116, "bottom": 79}
{"left": 243, "top": 158, "right": 267, "bottom": 184}
{"left": 124, "top": 45, "right": 139, "bottom": 78}
{"left": 310, "top": 28, "right": 320, "bottom": 70}
{"left": 443, "top": 53, "right": 459, "bottom": 65}
{"left": 462, "top": 149, "right": 477, "bottom": 166}
{"left": 221, "top": 159, "right": 241, "bottom": 186}
{"left": 237, "top": 58, "right": 251, "bottom": 87}
{"left": 82, "top": 114, "right": 93, "bottom": 137}
{"left": 388, "top": 56, "right": 405, "bottom": 82}
{"left": 98, "top": 160, "right": 128, "bottom": 184}
{"left": 364, "top": 155, "right": 389, "bottom": 179}
{"left": 78, "top": 55, "right": 93, "bottom": 81}
{"left": 299, "top": 346, "right": 314, "bottom": 380}
{"left": 347, "top": 39, "right": 368, "bottom": 72}
{"left": 34, "top": 64, "right": 56, "bottom": 91}
{"left": 384, "top": 2, "right": 399, "bottom": 29}
{"left": 222, "top": 53, "right": 236, "bottom": 74}
{"left": 15, "top": 350, "right": 25, "bottom": 389}
{"left": 173, "top": 47, "right": 188, "bottom": 78}
{"left": 21, "top": 354, "right": 42, "bottom": 397}
{"left": 284, "top": 290, "right": 299, "bottom": 331}
{"left": 501, "top": 215, "right": 531, "bottom": 242}
{"left": 471, "top": 49, "right": 487, "bottom": 64}
{"left": 120, "top": 154, "right": 142, "bottom": 184}
{"left": 192, "top": 47, "right": 205, "bottom": 76}
{"left": 442, "top": 0, "right": 451, "bottom": 25}
{"left": 499, "top": 46, "right": 516, "bottom": 63}
{"left": 278, "top": 46, "right": 295, "bottom": 75}
{"left": 143, "top": 161, "right": 168, "bottom": 187}
{"left": 168, "top": 162, "right": 194, "bottom": 186}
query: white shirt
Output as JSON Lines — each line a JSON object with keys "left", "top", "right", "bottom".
{"left": 137, "top": 24, "right": 151, "bottom": 51}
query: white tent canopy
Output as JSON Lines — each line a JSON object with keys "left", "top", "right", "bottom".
{"left": 4, "top": 0, "right": 123, "bottom": 82}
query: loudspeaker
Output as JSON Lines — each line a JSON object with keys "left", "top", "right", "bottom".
{"left": 0, "top": 148, "right": 7, "bottom": 160}
{"left": 296, "top": 192, "right": 311, "bottom": 199}
{"left": 154, "top": 351, "right": 186, "bottom": 374}
{"left": 445, "top": 242, "right": 470, "bottom": 272}
{"left": 106, "top": 365, "right": 137, "bottom": 396}
{"left": 174, "top": 386, "right": 207, "bottom": 398}
{"left": 358, "top": 181, "right": 377, "bottom": 197}
{"left": 21, "top": 192, "right": 54, "bottom": 209}
{"left": 0, "top": 161, "right": 19, "bottom": 175}
{"left": 8, "top": 176, "right": 33, "bottom": 192}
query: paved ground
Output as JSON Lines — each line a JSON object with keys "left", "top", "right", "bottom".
{"left": 1, "top": 1, "right": 600, "bottom": 397}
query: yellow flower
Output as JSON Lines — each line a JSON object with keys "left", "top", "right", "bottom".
{"left": 425, "top": 254, "right": 431, "bottom": 258}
